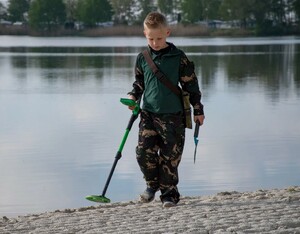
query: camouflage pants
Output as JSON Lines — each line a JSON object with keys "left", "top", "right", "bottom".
{"left": 136, "top": 110, "right": 185, "bottom": 204}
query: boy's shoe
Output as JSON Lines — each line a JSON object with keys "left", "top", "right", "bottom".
{"left": 140, "top": 187, "right": 156, "bottom": 203}
{"left": 162, "top": 197, "right": 176, "bottom": 208}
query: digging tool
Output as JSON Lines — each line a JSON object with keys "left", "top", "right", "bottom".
{"left": 193, "top": 121, "right": 200, "bottom": 164}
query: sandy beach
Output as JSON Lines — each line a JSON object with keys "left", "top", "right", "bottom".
{"left": 1, "top": 186, "right": 299, "bottom": 233}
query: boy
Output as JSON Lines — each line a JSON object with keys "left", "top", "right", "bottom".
{"left": 127, "top": 12, "right": 205, "bottom": 207}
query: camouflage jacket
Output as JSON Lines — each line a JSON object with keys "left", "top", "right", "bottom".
{"left": 128, "top": 43, "right": 204, "bottom": 115}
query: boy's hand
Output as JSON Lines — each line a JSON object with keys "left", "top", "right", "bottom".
{"left": 194, "top": 115, "right": 205, "bottom": 126}
{"left": 127, "top": 95, "right": 136, "bottom": 111}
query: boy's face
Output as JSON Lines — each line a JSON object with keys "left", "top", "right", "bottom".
{"left": 144, "top": 26, "right": 170, "bottom": 51}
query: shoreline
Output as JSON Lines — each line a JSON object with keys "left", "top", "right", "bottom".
{"left": 0, "top": 25, "right": 262, "bottom": 37}
{"left": 1, "top": 186, "right": 299, "bottom": 233}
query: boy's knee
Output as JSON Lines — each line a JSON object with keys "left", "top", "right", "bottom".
{"left": 136, "top": 147, "right": 158, "bottom": 165}
{"left": 136, "top": 146, "right": 145, "bottom": 162}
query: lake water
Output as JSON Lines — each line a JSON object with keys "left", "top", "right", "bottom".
{"left": 0, "top": 35, "right": 300, "bottom": 217}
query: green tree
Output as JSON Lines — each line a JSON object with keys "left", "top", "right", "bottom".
{"left": 136, "top": 0, "right": 156, "bottom": 24}
{"left": 250, "top": 0, "right": 283, "bottom": 34}
{"left": 157, "top": 0, "right": 173, "bottom": 15}
{"left": 0, "top": 2, "right": 6, "bottom": 17}
{"left": 285, "top": 0, "right": 296, "bottom": 24}
{"left": 181, "top": 0, "right": 204, "bottom": 23}
{"left": 28, "top": 0, "right": 66, "bottom": 30}
{"left": 65, "top": 0, "right": 77, "bottom": 22}
{"left": 158, "top": 0, "right": 182, "bottom": 22}
{"left": 294, "top": 0, "right": 300, "bottom": 20}
{"left": 109, "top": 0, "right": 135, "bottom": 24}
{"left": 181, "top": 0, "right": 221, "bottom": 23}
{"left": 7, "top": 0, "right": 30, "bottom": 22}
{"left": 269, "top": 0, "right": 287, "bottom": 25}
{"left": 201, "top": 0, "right": 221, "bottom": 21}
{"left": 221, "top": 0, "right": 293, "bottom": 34}
{"left": 76, "top": 0, "right": 113, "bottom": 27}
{"left": 219, "top": 0, "right": 254, "bottom": 26}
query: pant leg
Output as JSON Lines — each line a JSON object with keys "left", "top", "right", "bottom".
{"left": 136, "top": 110, "right": 160, "bottom": 190}
{"left": 154, "top": 112, "right": 185, "bottom": 204}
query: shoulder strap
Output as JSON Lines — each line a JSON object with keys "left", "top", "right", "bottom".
{"left": 142, "top": 49, "right": 181, "bottom": 97}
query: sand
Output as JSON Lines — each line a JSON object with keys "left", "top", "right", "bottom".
{"left": 1, "top": 186, "right": 300, "bottom": 233}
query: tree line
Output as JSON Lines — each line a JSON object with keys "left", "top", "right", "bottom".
{"left": 1, "top": 0, "right": 300, "bottom": 35}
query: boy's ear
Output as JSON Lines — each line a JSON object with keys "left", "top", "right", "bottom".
{"left": 166, "top": 28, "right": 171, "bottom": 36}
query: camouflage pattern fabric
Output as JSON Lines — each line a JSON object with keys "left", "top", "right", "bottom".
{"left": 136, "top": 110, "right": 185, "bottom": 204}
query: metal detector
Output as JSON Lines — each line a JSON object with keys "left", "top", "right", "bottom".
{"left": 85, "top": 98, "right": 140, "bottom": 203}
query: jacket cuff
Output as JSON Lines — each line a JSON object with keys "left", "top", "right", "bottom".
{"left": 127, "top": 92, "right": 138, "bottom": 100}
{"left": 193, "top": 105, "right": 204, "bottom": 116}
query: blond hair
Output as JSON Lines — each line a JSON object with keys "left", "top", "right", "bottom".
{"left": 143, "top": 12, "right": 168, "bottom": 29}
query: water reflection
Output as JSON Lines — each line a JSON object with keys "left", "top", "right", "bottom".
{"left": 0, "top": 36, "right": 299, "bottom": 217}
{"left": 189, "top": 44, "right": 300, "bottom": 102}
